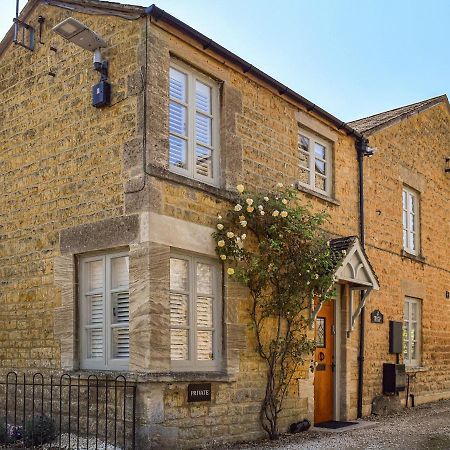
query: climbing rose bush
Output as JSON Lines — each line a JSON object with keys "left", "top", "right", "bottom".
{"left": 212, "top": 183, "right": 341, "bottom": 440}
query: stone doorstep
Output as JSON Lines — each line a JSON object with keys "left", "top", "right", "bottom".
{"left": 311, "top": 420, "right": 378, "bottom": 433}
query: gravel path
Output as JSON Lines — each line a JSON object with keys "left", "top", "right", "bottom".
{"left": 215, "top": 399, "right": 450, "bottom": 450}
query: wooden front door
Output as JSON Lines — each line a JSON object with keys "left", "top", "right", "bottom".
{"left": 314, "top": 300, "right": 334, "bottom": 424}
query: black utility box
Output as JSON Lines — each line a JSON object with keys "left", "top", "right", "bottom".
{"left": 389, "top": 321, "right": 403, "bottom": 354}
{"left": 383, "top": 363, "right": 406, "bottom": 394}
{"left": 92, "top": 81, "right": 111, "bottom": 107}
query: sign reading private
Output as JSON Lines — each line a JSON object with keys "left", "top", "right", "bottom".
{"left": 188, "top": 383, "right": 211, "bottom": 402}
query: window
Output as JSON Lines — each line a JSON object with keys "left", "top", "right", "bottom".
{"left": 402, "top": 186, "right": 419, "bottom": 255}
{"left": 298, "top": 128, "right": 332, "bottom": 195}
{"left": 403, "top": 297, "right": 421, "bottom": 366}
{"left": 169, "top": 253, "right": 222, "bottom": 371}
{"left": 169, "top": 62, "right": 220, "bottom": 185}
{"left": 79, "top": 252, "right": 129, "bottom": 370}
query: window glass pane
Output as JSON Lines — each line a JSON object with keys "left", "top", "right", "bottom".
{"left": 408, "top": 193, "right": 414, "bottom": 212}
{"left": 403, "top": 229, "right": 408, "bottom": 248}
{"left": 169, "top": 102, "right": 187, "bottom": 136}
{"left": 411, "top": 338, "right": 417, "bottom": 360}
{"left": 299, "top": 168, "right": 310, "bottom": 184}
{"left": 111, "top": 256, "right": 129, "bottom": 290}
{"left": 315, "top": 175, "right": 326, "bottom": 191}
{"left": 197, "top": 331, "right": 213, "bottom": 360}
{"left": 299, "top": 150, "right": 309, "bottom": 168}
{"left": 195, "top": 146, "right": 213, "bottom": 178}
{"left": 197, "top": 263, "right": 213, "bottom": 295}
{"left": 299, "top": 134, "right": 309, "bottom": 152}
{"left": 112, "top": 292, "right": 129, "bottom": 324}
{"left": 409, "top": 232, "right": 416, "bottom": 251}
{"left": 169, "top": 135, "right": 187, "bottom": 169}
{"left": 171, "top": 329, "right": 189, "bottom": 360}
{"left": 87, "top": 260, "right": 103, "bottom": 291}
{"left": 87, "top": 293, "right": 103, "bottom": 325}
{"left": 170, "top": 293, "right": 189, "bottom": 327}
{"left": 196, "top": 81, "right": 211, "bottom": 113}
{"left": 411, "top": 302, "right": 417, "bottom": 321}
{"left": 170, "top": 258, "right": 189, "bottom": 291}
{"left": 411, "top": 321, "right": 417, "bottom": 342}
{"left": 88, "top": 328, "right": 103, "bottom": 359}
{"left": 403, "top": 210, "right": 408, "bottom": 230}
{"left": 409, "top": 214, "right": 415, "bottom": 232}
{"left": 314, "top": 142, "right": 326, "bottom": 160}
{"left": 315, "top": 159, "right": 326, "bottom": 176}
{"left": 195, "top": 113, "right": 212, "bottom": 146}
{"left": 404, "top": 302, "right": 409, "bottom": 319}
{"left": 197, "top": 296, "right": 213, "bottom": 328}
{"left": 112, "top": 328, "right": 129, "bottom": 359}
{"left": 169, "top": 68, "right": 186, "bottom": 102}
{"left": 402, "top": 190, "right": 407, "bottom": 209}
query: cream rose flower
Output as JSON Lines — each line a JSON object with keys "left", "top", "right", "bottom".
{"left": 239, "top": 215, "right": 245, "bottom": 221}
{"left": 263, "top": 196, "right": 269, "bottom": 202}
{"left": 217, "top": 215, "right": 222, "bottom": 220}
{"left": 226, "top": 231, "right": 234, "bottom": 238}
{"left": 282, "top": 199, "right": 288, "bottom": 205}
{"left": 227, "top": 268, "right": 235, "bottom": 275}
{"left": 240, "top": 220, "right": 247, "bottom": 227}
{"left": 272, "top": 210, "right": 280, "bottom": 217}
{"left": 246, "top": 198, "right": 254, "bottom": 206}
{"left": 217, "top": 240, "right": 225, "bottom": 247}
{"left": 276, "top": 182, "right": 283, "bottom": 188}
{"left": 220, "top": 254, "right": 227, "bottom": 260}
{"left": 280, "top": 211, "right": 288, "bottom": 218}
{"left": 258, "top": 205, "right": 263, "bottom": 210}
{"left": 241, "top": 234, "right": 247, "bottom": 240}
{"left": 260, "top": 211, "right": 265, "bottom": 215}
{"left": 236, "top": 184, "right": 245, "bottom": 193}
{"left": 217, "top": 224, "right": 224, "bottom": 230}
{"left": 235, "top": 204, "right": 242, "bottom": 212}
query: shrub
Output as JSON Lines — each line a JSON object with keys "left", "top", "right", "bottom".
{"left": 23, "top": 415, "right": 56, "bottom": 447}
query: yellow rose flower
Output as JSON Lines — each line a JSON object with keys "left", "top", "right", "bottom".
{"left": 282, "top": 199, "right": 288, "bottom": 205}
{"left": 280, "top": 211, "right": 288, "bottom": 218}
{"left": 226, "top": 232, "right": 234, "bottom": 238}
{"left": 217, "top": 240, "right": 225, "bottom": 247}
{"left": 220, "top": 254, "right": 227, "bottom": 261}
{"left": 227, "top": 268, "right": 235, "bottom": 275}
{"left": 217, "top": 224, "right": 224, "bottom": 230}
{"left": 272, "top": 210, "right": 280, "bottom": 217}
{"left": 236, "top": 184, "right": 245, "bottom": 193}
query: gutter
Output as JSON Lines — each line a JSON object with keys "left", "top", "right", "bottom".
{"left": 145, "top": 4, "right": 363, "bottom": 139}
{"left": 356, "top": 137, "right": 369, "bottom": 419}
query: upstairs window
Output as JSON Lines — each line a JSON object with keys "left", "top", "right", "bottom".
{"left": 79, "top": 252, "right": 129, "bottom": 371}
{"left": 403, "top": 297, "right": 421, "bottom": 366}
{"left": 402, "top": 186, "right": 419, "bottom": 255}
{"left": 169, "top": 63, "right": 220, "bottom": 185}
{"left": 169, "top": 253, "right": 222, "bottom": 371}
{"left": 298, "top": 128, "right": 332, "bottom": 196}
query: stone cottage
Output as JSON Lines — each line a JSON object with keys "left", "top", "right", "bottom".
{"left": 0, "top": 0, "right": 448, "bottom": 448}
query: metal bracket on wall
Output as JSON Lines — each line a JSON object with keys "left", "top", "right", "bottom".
{"left": 13, "top": 18, "right": 35, "bottom": 51}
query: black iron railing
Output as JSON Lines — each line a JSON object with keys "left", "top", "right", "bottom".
{"left": 0, "top": 372, "right": 136, "bottom": 449}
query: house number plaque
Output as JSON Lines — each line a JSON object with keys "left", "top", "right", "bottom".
{"left": 371, "top": 309, "right": 384, "bottom": 324}
{"left": 188, "top": 383, "right": 211, "bottom": 402}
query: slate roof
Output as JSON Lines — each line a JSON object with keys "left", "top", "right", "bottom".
{"left": 348, "top": 95, "right": 448, "bottom": 135}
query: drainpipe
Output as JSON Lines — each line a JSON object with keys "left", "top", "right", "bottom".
{"left": 357, "top": 137, "right": 369, "bottom": 419}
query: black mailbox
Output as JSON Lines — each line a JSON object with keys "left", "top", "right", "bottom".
{"left": 383, "top": 363, "right": 406, "bottom": 394}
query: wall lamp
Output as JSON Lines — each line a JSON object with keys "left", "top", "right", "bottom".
{"left": 52, "top": 18, "right": 111, "bottom": 107}
{"left": 363, "top": 147, "right": 376, "bottom": 158}
{"left": 445, "top": 157, "right": 450, "bottom": 173}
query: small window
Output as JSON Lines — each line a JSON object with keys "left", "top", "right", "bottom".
{"left": 79, "top": 252, "right": 129, "bottom": 370}
{"left": 298, "top": 128, "right": 332, "bottom": 195}
{"left": 170, "top": 253, "right": 222, "bottom": 371}
{"left": 403, "top": 297, "right": 421, "bottom": 366}
{"left": 402, "top": 186, "right": 420, "bottom": 255}
{"left": 169, "top": 62, "right": 220, "bottom": 185}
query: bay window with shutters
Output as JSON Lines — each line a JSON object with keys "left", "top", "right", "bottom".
{"left": 79, "top": 252, "right": 129, "bottom": 371}
{"left": 169, "top": 253, "right": 222, "bottom": 371}
{"left": 298, "top": 128, "right": 332, "bottom": 196}
{"left": 168, "top": 61, "right": 220, "bottom": 185}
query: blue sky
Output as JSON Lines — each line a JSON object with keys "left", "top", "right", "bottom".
{"left": 1, "top": 0, "right": 449, "bottom": 121}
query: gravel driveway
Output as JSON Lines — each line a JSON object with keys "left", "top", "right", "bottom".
{"left": 216, "top": 399, "right": 450, "bottom": 450}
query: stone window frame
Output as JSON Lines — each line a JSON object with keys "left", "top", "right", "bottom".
{"left": 168, "top": 59, "right": 221, "bottom": 187}
{"left": 402, "top": 185, "right": 420, "bottom": 256}
{"left": 78, "top": 250, "right": 130, "bottom": 372}
{"left": 403, "top": 296, "right": 422, "bottom": 367}
{"left": 169, "top": 251, "right": 223, "bottom": 372}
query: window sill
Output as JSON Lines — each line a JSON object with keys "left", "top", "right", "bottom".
{"left": 68, "top": 370, "right": 237, "bottom": 384}
{"left": 405, "top": 366, "right": 428, "bottom": 374}
{"left": 145, "top": 163, "right": 236, "bottom": 202}
{"left": 401, "top": 250, "right": 426, "bottom": 263}
{"left": 295, "top": 182, "right": 340, "bottom": 206}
